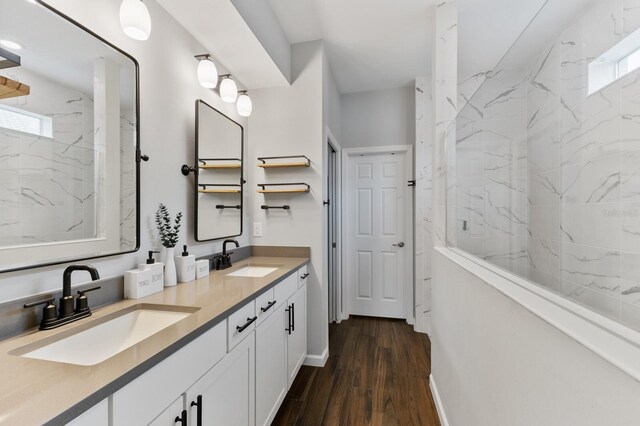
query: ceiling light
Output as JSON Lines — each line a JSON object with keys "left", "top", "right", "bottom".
{"left": 236, "top": 91, "right": 252, "bottom": 117}
{"left": 119, "top": 0, "right": 152, "bottom": 41}
{"left": 219, "top": 75, "right": 238, "bottom": 103}
{"left": 195, "top": 55, "right": 218, "bottom": 89}
{"left": 0, "top": 40, "right": 23, "bottom": 50}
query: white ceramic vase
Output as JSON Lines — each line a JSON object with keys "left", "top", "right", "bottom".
{"left": 164, "top": 246, "right": 177, "bottom": 287}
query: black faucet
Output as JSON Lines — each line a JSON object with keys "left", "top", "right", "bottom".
{"left": 61, "top": 265, "right": 100, "bottom": 317}
{"left": 214, "top": 239, "right": 240, "bottom": 270}
{"left": 24, "top": 264, "right": 101, "bottom": 330}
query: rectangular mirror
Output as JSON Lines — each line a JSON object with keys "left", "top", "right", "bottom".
{"left": 194, "top": 100, "right": 243, "bottom": 241}
{"left": 0, "top": 1, "right": 139, "bottom": 272}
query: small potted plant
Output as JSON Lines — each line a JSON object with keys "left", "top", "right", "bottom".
{"left": 155, "top": 203, "right": 183, "bottom": 286}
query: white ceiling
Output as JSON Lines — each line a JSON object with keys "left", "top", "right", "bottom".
{"left": 267, "top": 0, "right": 435, "bottom": 94}
{"left": 267, "top": 0, "right": 568, "bottom": 95}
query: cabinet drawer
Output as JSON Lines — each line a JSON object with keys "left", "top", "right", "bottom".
{"left": 228, "top": 300, "right": 256, "bottom": 351}
{"left": 67, "top": 399, "right": 108, "bottom": 426}
{"left": 256, "top": 288, "right": 276, "bottom": 325}
{"left": 298, "top": 264, "right": 309, "bottom": 288}
{"left": 111, "top": 321, "right": 226, "bottom": 426}
{"left": 274, "top": 273, "right": 297, "bottom": 309}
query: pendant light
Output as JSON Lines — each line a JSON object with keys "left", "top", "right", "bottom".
{"left": 195, "top": 54, "right": 218, "bottom": 89}
{"left": 219, "top": 75, "right": 238, "bottom": 103}
{"left": 120, "top": 0, "right": 152, "bottom": 41}
{"left": 236, "top": 91, "right": 252, "bottom": 117}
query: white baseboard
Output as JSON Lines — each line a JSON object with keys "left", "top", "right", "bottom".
{"left": 304, "top": 347, "right": 328, "bottom": 367}
{"left": 429, "top": 374, "right": 449, "bottom": 426}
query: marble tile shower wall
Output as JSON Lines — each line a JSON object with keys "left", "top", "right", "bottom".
{"left": 120, "top": 109, "right": 136, "bottom": 251}
{"left": 454, "top": 0, "right": 640, "bottom": 330}
{"left": 0, "top": 69, "right": 98, "bottom": 246}
{"left": 454, "top": 66, "right": 529, "bottom": 276}
{"left": 526, "top": 0, "right": 640, "bottom": 328}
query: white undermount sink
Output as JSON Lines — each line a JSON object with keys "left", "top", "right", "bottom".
{"left": 15, "top": 304, "right": 198, "bottom": 366}
{"left": 227, "top": 266, "right": 279, "bottom": 278}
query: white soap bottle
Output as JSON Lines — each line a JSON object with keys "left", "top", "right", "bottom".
{"left": 138, "top": 250, "right": 164, "bottom": 294}
{"left": 176, "top": 245, "right": 196, "bottom": 283}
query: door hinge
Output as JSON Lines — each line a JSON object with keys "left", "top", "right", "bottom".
{"left": 332, "top": 242, "right": 337, "bottom": 248}
{"left": 408, "top": 180, "right": 416, "bottom": 187}
{"left": 323, "top": 200, "right": 330, "bottom": 206}
{"left": 136, "top": 149, "right": 149, "bottom": 163}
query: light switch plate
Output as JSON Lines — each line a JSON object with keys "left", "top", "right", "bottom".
{"left": 253, "top": 222, "right": 263, "bottom": 237}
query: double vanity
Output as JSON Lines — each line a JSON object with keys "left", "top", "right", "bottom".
{"left": 0, "top": 250, "right": 309, "bottom": 425}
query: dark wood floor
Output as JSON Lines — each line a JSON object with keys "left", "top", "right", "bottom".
{"left": 272, "top": 316, "right": 441, "bottom": 426}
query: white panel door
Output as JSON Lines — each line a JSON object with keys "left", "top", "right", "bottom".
{"left": 347, "top": 152, "right": 406, "bottom": 318}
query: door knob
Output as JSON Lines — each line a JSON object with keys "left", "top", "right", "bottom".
{"left": 393, "top": 242, "right": 405, "bottom": 248}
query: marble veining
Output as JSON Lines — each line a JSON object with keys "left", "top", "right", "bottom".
{"left": 448, "top": 0, "right": 640, "bottom": 332}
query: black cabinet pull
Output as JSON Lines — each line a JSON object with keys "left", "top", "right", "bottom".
{"left": 191, "top": 395, "right": 202, "bottom": 426}
{"left": 260, "top": 300, "right": 276, "bottom": 313}
{"left": 285, "top": 306, "right": 292, "bottom": 335}
{"left": 301, "top": 273, "right": 309, "bottom": 279}
{"left": 291, "top": 303, "right": 295, "bottom": 332}
{"left": 236, "top": 316, "right": 257, "bottom": 333}
{"left": 175, "top": 409, "right": 187, "bottom": 426}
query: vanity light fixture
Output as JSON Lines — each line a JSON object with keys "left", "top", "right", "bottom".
{"left": 119, "top": 0, "right": 152, "bottom": 41}
{"left": 195, "top": 54, "right": 218, "bottom": 89}
{"left": 219, "top": 75, "right": 238, "bottom": 103}
{"left": 0, "top": 40, "right": 23, "bottom": 50}
{"left": 236, "top": 91, "right": 252, "bottom": 117}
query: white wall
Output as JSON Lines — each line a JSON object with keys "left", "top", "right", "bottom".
{"left": 247, "top": 41, "right": 328, "bottom": 360}
{"left": 341, "top": 87, "right": 415, "bottom": 148}
{"left": 0, "top": 0, "right": 249, "bottom": 303}
{"left": 323, "top": 58, "right": 342, "bottom": 143}
{"left": 229, "top": 0, "right": 291, "bottom": 83}
{"left": 431, "top": 249, "right": 640, "bottom": 425}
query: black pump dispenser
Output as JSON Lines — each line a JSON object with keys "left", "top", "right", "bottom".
{"left": 182, "top": 245, "right": 189, "bottom": 256}
{"left": 146, "top": 250, "right": 159, "bottom": 264}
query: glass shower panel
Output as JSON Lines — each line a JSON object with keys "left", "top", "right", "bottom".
{"left": 447, "top": 0, "right": 640, "bottom": 332}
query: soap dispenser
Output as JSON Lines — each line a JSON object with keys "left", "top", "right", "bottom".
{"left": 176, "top": 245, "right": 196, "bottom": 283}
{"left": 138, "top": 251, "right": 164, "bottom": 293}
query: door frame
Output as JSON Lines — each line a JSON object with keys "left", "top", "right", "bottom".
{"left": 342, "top": 145, "right": 415, "bottom": 324}
{"left": 325, "top": 127, "right": 344, "bottom": 323}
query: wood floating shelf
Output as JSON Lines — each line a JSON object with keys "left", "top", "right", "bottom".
{"left": 199, "top": 184, "right": 241, "bottom": 194}
{"left": 0, "top": 76, "right": 30, "bottom": 100}
{"left": 199, "top": 189, "right": 241, "bottom": 194}
{"left": 257, "top": 183, "right": 310, "bottom": 194}
{"left": 257, "top": 155, "right": 310, "bottom": 168}
{"left": 200, "top": 164, "right": 241, "bottom": 169}
{"left": 199, "top": 157, "right": 242, "bottom": 170}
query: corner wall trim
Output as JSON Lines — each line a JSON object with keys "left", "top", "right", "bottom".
{"left": 429, "top": 374, "right": 450, "bottom": 426}
{"left": 303, "top": 347, "right": 328, "bottom": 367}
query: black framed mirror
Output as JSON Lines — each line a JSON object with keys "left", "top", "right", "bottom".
{"left": 194, "top": 100, "right": 243, "bottom": 241}
{"left": 0, "top": 0, "right": 140, "bottom": 272}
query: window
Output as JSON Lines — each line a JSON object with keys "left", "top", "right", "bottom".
{"left": 618, "top": 47, "right": 640, "bottom": 76}
{"left": 589, "top": 27, "right": 640, "bottom": 95}
{"left": 0, "top": 104, "right": 52, "bottom": 138}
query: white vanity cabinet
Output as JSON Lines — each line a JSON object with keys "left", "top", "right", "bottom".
{"left": 186, "top": 333, "right": 255, "bottom": 426}
{"left": 255, "top": 302, "right": 288, "bottom": 426}
{"left": 66, "top": 399, "right": 109, "bottom": 426}
{"left": 149, "top": 395, "right": 186, "bottom": 426}
{"left": 286, "top": 284, "right": 307, "bottom": 387}
{"left": 111, "top": 321, "right": 227, "bottom": 425}
{"left": 69, "top": 263, "right": 308, "bottom": 426}
{"left": 255, "top": 277, "right": 307, "bottom": 426}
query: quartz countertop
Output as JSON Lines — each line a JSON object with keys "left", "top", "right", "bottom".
{"left": 0, "top": 255, "right": 309, "bottom": 425}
